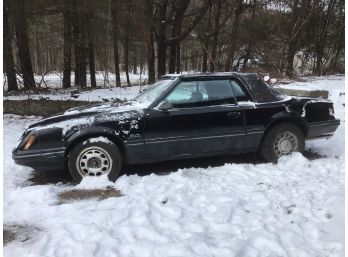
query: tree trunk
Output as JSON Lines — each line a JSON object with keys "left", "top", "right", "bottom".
{"left": 143, "top": 0, "right": 156, "bottom": 83}
{"left": 72, "top": 0, "right": 80, "bottom": 86}
{"left": 209, "top": 0, "right": 222, "bottom": 72}
{"left": 157, "top": 40, "right": 167, "bottom": 78}
{"left": 87, "top": 0, "right": 96, "bottom": 88}
{"left": 313, "top": 0, "right": 335, "bottom": 75}
{"left": 242, "top": 0, "right": 256, "bottom": 70}
{"left": 88, "top": 38, "right": 97, "bottom": 88}
{"left": 169, "top": 44, "right": 178, "bottom": 74}
{"left": 147, "top": 32, "right": 156, "bottom": 83}
{"left": 78, "top": 0, "right": 87, "bottom": 88}
{"left": 111, "top": 0, "right": 121, "bottom": 87}
{"left": 124, "top": 3, "right": 131, "bottom": 85}
{"left": 326, "top": 19, "right": 344, "bottom": 73}
{"left": 156, "top": 0, "right": 168, "bottom": 78}
{"left": 286, "top": 0, "right": 313, "bottom": 76}
{"left": 63, "top": 0, "right": 72, "bottom": 88}
{"left": 133, "top": 46, "right": 138, "bottom": 74}
{"left": 314, "top": 43, "right": 324, "bottom": 75}
{"left": 224, "top": 0, "right": 243, "bottom": 71}
{"left": 202, "top": 40, "right": 208, "bottom": 72}
{"left": 4, "top": 0, "right": 18, "bottom": 91}
{"left": 176, "top": 44, "right": 181, "bottom": 73}
{"left": 168, "top": 0, "right": 189, "bottom": 74}
{"left": 14, "top": 0, "right": 35, "bottom": 89}
{"left": 202, "top": 6, "right": 212, "bottom": 72}
{"left": 285, "top": 41, "right": 297, "bottom": 76}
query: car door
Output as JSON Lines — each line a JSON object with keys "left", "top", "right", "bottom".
{"left": 143, "top": 79, "right": 246, "bottom": 160}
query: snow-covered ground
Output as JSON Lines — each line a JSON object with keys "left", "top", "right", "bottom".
{"left": 4, "top": 72, "right": 148, "bottom": 102}
{"left": 276, "top": 75, "right": 344, "bottom": 93}
{"left": 3, "top": 76, "right": 345, "bottom": 257}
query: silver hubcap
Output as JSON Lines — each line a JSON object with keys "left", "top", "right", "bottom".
{"left": 76, "top": 146, "right": 112, "bottom": 177}
{"left": 274, "top": 131, "right": 298, "bottom": 157}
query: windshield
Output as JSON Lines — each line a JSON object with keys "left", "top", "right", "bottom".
{"left": 134, "top": 79, "right": 174, "bottom": 105}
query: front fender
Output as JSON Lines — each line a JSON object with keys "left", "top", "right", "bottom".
{"left": 65, "top": 126, "right": 125, "bottom": 154}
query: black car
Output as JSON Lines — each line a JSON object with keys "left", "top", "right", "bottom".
{"left": 13, "top": 72, "right": 340, "bottom": 182}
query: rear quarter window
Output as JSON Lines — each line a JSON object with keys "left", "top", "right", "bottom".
{"left": 229, "top": 80, "right": 251, "bottom": 102}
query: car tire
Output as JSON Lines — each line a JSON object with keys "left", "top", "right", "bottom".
{"left": 67, "top": 137, "right": 122, "bottom": 183}
{"left": 260, "top": 123, "right": 305, "bottom": 163}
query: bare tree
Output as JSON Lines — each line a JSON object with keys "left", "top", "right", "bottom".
{"left": 63, "top": 0, "right": 72, "bottom": 88}
{"left": 87, "top": 0, "right": 97, "bottom": 88}
{"left": 168, "top": 0, "right": 190, "bottom": 74}
{"left": 112, "top": 0, "right": 122, "bottom": 87}
{"left": 14, "top": 0, "right": 35, "bottom": 89}
{"left": 4, "top": 0, "right": 18, "bottom": 91}
{"left": 285, "top": 0, "right": 313, "bottom": 76}
{"left": 123, "top": 1, "right": 131, "bottom": 85}
{"left": 224, "top": 0, "right": 243, "bottom": 71}
{"left": 3, "top": 0, "right": 344, "bottom": 92}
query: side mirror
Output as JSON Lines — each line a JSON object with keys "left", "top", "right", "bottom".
{"left": 157, "top": 100, "right": 173, "bottom": 111}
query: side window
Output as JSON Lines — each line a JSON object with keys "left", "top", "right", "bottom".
{"left": 165, "top": 80, "right": 235, "bottom": 108}
{"left": 229, "top": 80, "right": 251, "bottom": 102}
{"left": 166, "top": 82, "right": 197, "bottom": 103}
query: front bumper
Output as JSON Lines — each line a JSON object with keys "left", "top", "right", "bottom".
{"left": 306, "top": 119, "right": 340, "bottom": 140}
{"left": 12, "top": 147, "right": 66, "bottom": 171}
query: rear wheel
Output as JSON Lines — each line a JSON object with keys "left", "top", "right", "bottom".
{"left": 260, "top": 123, "right": 305, "bottom": 163}
{"left": 68, "top": 137, "right": 122, "bottom": 183}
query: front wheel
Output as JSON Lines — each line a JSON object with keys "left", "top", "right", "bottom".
{"left": 260, "top": 123, "right": 305, "bottom": 163}
{"left": 67, "top": 137, "right": 122, "bottom": 183}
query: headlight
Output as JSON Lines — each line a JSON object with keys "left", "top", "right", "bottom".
{"left": 22, "top": 134, "right": 37, "bottom": 150}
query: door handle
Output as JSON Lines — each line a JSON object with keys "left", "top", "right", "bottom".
{"left": 227, "top": 111, "right": 241, "bottom": 118}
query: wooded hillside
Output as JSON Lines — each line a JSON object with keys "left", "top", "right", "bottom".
{"left": 3, "top": 0, "right": 345, "bottom": 91}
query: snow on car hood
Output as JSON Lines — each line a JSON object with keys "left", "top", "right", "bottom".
{"left": 27, "top": 101, "right": 147, "bottom": 136}
{"left": 63, "top": 101, "right": 149, "bottom": 115}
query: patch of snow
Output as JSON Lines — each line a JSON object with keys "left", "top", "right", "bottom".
{"left": 4, "top": 81, "right": 149, "bottom": 103}
{"left": 4, "top": 71, "right": 148, "bottom": 91}
{"left": 270, "top": 78, "right": 277, "bottom": 84}
{"left": 75, "top": 176, "right": 115, "bottom": 190}
{"left": 284, "top": 104, "right": 291, "bottom": 113}
{"left": 34, "top": 116, "right": 95, "bottom": 135}
{"left": 86, "top": 136, "right": 112, "bottom": 144}
{"left": 329, "top": 108, "right": 334, "bottom": 116}
{"left": 109, "top": 102, "right": 149, "bottom": 113}
{"left": 237, "top": 101, "right": 257, "bottom": 108}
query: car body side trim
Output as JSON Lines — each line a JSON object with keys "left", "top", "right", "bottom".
{"left": 142, "top": 130, "right": 264, "bottom": 145}
{"left": 13, "top": 147, "right": 65, "bottom": 159}
{"left": 13, "top": 151, "right": 65, "bottom": 158}
{"left": 307, "top": 120, "right": 340, "bottom": 127}
{"left": 146, "top": 133, "right": 246, "bottom": 144}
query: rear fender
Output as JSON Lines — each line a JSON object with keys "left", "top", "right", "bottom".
{"left": 265, "top": 111, "right": 308, "bottom": 136}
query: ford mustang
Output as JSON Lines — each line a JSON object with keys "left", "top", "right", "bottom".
{"left": 13, "top": 73, "right": 340, "bottom": 182}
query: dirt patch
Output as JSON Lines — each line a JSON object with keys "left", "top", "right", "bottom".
{"left": 29, "top": 169, "right": 73, "bottom": 186}
{"left": 3, "top": 224, "right": 40, "bottom": 245}
{"left": 303, "top": 150, "right": 327, "bottom": 160}
{"left": 4, "top": 99, "right": 99, "bottom": 117}
{"left": 57, "top": 187, "right": 122, "bottom": 204}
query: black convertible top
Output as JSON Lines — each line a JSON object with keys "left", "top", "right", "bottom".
{"left": 161, "top": 72, "right": 284, "bottom": 103}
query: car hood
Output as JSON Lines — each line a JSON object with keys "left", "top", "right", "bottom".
{"left": 28, "top": 101, "right": 148, "bottom": 130}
